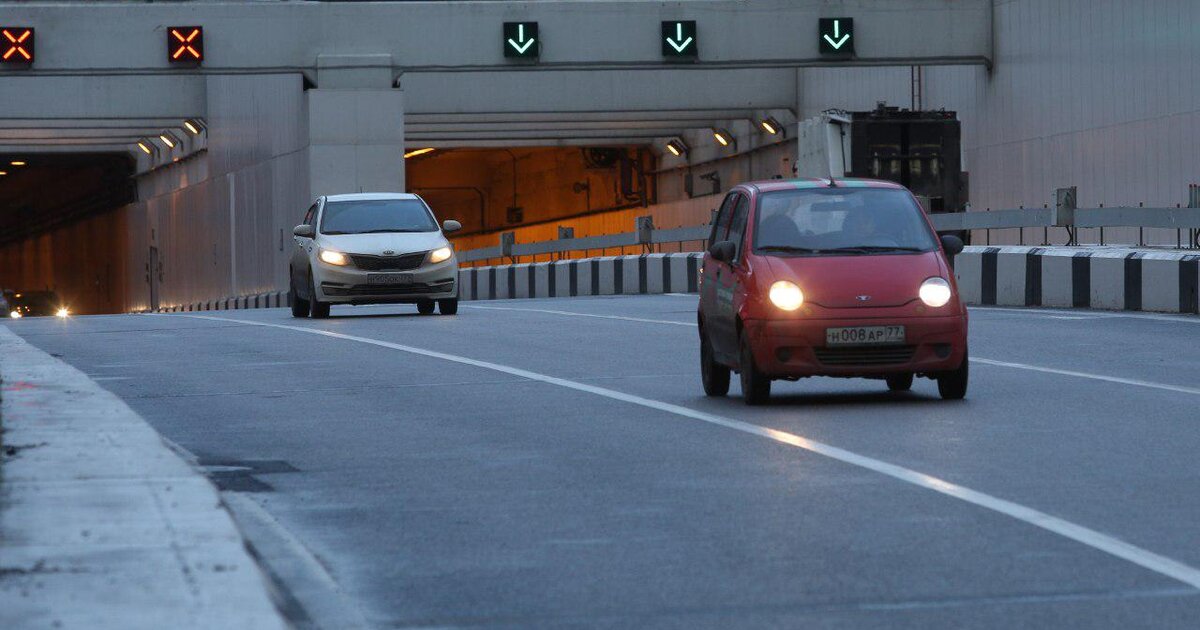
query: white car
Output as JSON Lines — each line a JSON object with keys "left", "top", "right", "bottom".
{"left": 289, "top": 193, "right": 462, "bottom": 318}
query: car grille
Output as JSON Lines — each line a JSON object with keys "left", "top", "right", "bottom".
{"left": 322, "top": 281, "right": 454, "bottom": 297}
{"left": 349, "top": 252, "right": 427, "bottom": 271}
{"left": 813, "top": 345, "right": 917, "bottom": 366}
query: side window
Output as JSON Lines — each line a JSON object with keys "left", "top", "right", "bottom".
{"left": 708, "top": 193, "right": 740, "bottom": 247}
{"left": 302, "top": 203, "right": 318, "bottom": 226}
{"left": 726, "top": 194, "right": 751, "bottom": 261}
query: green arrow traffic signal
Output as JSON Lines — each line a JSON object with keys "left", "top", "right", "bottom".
{"left": 818, "top": 17, "right": 854, "bottom": 56}
{"left": 504, "top": 22, "right": 539, "bottom": 58}
{"left": 661, "top": 21, "right": 697, "bottom": 58}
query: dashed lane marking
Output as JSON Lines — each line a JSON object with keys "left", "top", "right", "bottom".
{"left": 172, "top": 312, "right": 1200, "bottom": 591}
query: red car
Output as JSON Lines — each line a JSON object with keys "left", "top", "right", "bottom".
{"left": 698, "top": 178, "right": 968, "bottom": 405}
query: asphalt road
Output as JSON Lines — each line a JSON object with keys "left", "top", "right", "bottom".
{"left": 7, "top": 296, "right": 1200, "bottom": 629}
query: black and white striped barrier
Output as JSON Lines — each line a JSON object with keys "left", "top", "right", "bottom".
{"left": 955, "top": 246, "right": 1199, "bottom": 313}
{"left": 459, "top": 248, "right": 1200, "bottom": 315}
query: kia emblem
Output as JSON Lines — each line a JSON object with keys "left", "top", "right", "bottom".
{"left": 856, "top": 295, "right": 872, "bottom": 301}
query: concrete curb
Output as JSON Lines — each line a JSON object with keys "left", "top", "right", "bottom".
{"left": 0, "top": 326, "right": 289, "bottom": 630}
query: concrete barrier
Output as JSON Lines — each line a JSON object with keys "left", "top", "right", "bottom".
{"left": 457, "top": 248, "right": 1200, "bottom": 315}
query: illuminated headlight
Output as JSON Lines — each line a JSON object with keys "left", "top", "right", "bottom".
{"left": 429, "top": 246, "right": 453, "bottom": 264}
{"left": 9, "top": 310, "right": 21, "bottom": 319}
{"left": 56, "top": 308, "right": 70, "bottom": 318}
{"left": 319, "top": 249, "right": 349, "bottom": 266}
{"left": 768, "top": 281, "right": 804, "bottom": 311}
{"left": 919, "top": 277, "right": 953, "bottom": 307}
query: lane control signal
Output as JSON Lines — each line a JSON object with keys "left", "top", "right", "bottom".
{"left": 1, "top": 28, "right": 34, "bottom": 65}
{"left": 168, "top": 26, "right": 203, "bottom": 63}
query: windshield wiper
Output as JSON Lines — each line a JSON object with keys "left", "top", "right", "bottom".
{"left": 757, "top": 245, "right": 823, "bottom": 254}
{"left": 842, "top": 246, "right": 926, "bottom": 253}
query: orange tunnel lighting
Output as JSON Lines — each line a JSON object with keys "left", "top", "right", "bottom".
{"left": 404, "top": 148, "right": 435, "bottom": 159}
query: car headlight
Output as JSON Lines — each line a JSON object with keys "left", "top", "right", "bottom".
{"left": 429, "top": 246, "right": 453, "bottom": 264}
{"left": 319, "top": 249, "right": 349, "bottom": 266}
{"left": 768, "top": 281, "right": 804, "bottom": 311}
{"left": 9, "top": 310, "right": 21, "bottom": 319}
{"left": 56, "top": 308, "right": 70, "bottom": 318}
{"left": 919, "top": 277, "right": 953, "bottom": 307}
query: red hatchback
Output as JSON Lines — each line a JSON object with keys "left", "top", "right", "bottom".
{"left": 697, "top": 178, "right": 968, "bottom": 405}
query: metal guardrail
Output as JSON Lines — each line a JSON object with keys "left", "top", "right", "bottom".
{"left": 459, "top": 186, "right": 1200, "bottom": 263}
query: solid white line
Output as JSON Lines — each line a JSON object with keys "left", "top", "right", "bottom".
{"left": 467, "top": 304, "right": 1200, "bottom": 398}
{"left": 175, "top": 313, "right": 1200, "bottom": 590}
{"left": 973, "top": 358, "right": 1200, "bottom": 396}
{"left": 465, "top": 304, "right": 695, "bottom": 327}
{"left": 973, "top": 305, "right": 1200, "bottom": 324}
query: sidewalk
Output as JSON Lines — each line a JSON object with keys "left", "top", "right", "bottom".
{"left": 0, "top": 325, "right": 288, "bottom": 629}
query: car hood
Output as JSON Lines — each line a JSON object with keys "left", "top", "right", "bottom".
{"left": 316, "top": 231, "right": 447, "bottom": 256}
{"left": 763, "top": 251, "right": 946, "bottom": 308}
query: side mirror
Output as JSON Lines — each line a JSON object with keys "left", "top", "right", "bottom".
{"left": 940, "top": 234, "right": 964, "bottom": 257}
{"left": 442, "top": 219, "right": 462, "bottom": 233}
{"left": 708, "top": 240, "right": 736, "bottom": 264}
{"left": 293, "top": 225, "right": 315, "bottom": 238}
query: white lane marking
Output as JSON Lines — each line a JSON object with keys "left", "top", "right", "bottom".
{"left": 973, "top": 358, "right": 1200, "bottom": 397}
{"left": 465, "top": 304, "right": 695, "bottom": 327}
{"left": 174, "top": 313, "right": 1200, "bottom": 590}
{"left": 973, "top": 306, "right": 1200, "bottom": 324}
{"left": 469, "top": 304, "right": 1200, "bottom": 398}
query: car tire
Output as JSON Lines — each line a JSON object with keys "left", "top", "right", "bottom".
{"left": 417, "top": 299, "right": 435, "bottom": 315}
{"left": 886, "top": 373, "right": 914, "bottom": 392}
{"left": 438, "top": 298, "right": 458, "bottom": 315}
{"left": 308, "top": 275, "right": 330, "bottom": 319}
{"left": 739, "top": 334, "right": 771, "bottom": 406}
{"left": 289, "top": 277, "right": 308, "bottom": 319}
{"left": 700, "top": 330, "right": 730, "bottom": 397}
{"left": 937, "top": 352, "right": 969, "bottom": 400}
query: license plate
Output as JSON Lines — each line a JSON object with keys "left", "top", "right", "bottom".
{"left": 367, "top": 273, "right": 414, "bottom": 285}
{"left": 825, "top": 325, "right": 906, "bottom": 346}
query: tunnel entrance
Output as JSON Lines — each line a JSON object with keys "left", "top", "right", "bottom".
{"left": 0, "top": 153, "right": 136, "bottom": 315}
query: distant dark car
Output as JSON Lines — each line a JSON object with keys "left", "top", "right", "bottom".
{"left": 7, "top": 291, "right": 69, "bottom": 318}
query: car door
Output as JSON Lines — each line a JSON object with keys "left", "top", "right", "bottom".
{"left": 711, "top": 193, "right": 750, "bottom": 357}
{"left": 291, "top": 201, "right": 319, "bottom": 295}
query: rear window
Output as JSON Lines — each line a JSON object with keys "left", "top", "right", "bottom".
{"left": 320, "top": 199, "right": 438, "bottom": 235}
{"left": 754, "top": 187, "right": 937, "bottom": 254}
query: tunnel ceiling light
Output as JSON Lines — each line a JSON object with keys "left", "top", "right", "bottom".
{"left": 759, "top": 117, "right": 782, "bottom": 135}
{"left": 712, "top": 128, "right": 733, "bottom": 147}
{"left": 137, "top": 141, "right": 153, "bottom": 155}
{"left": 182, "top": 119, "right": 205, "bottom": 135}
{"left": 10, "top": 160, "right": 25, "bottom": 166}
{"left": 404, "top": 147, "right": 435, "bottom": 159}
{"left": 0, "top": 171, "right": 7, "bottom": 176}
{"left": 665, "top": 139, "right": 688, "bottom": 157}
{"left": 159, "top": 134, "right": 176, "bottom": 148}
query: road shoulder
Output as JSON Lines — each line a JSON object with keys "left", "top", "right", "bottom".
{"left": 0, "top": 325, "right": 288, "bottom": 630}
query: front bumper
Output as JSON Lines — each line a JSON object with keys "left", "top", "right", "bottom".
{"left": 314, "top": 258, "right": 458, "bottom": 304}
{"left": 742, "top": 313, "right": 967, "bottom": 378}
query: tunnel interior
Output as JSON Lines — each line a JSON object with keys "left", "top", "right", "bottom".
{"left": 0, "top": 152, "right": 136, "bottom": 315}
{"left": 405, "top": 146, "right": 656, "bottom": 239}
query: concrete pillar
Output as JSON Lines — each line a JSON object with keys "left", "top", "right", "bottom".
{"left": 307, "top": 55, "right": 405, "bottom": 196}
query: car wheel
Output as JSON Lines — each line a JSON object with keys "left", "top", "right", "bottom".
{"left": 417, "top": 299, "right": 435, "bottom": 315}
{"left": 308, "top": 274, "right": 330, "bottom": 319}
{"left": 886, "top": 373, "right": 914, "bottom": 392}
{"left": 937, "top": 352, "right": 969, "bottom": 400}
{"left": 289, "top": 276, "right": 309, "bottom": 319}
{"left": 438, "top": 298, "right": 458, "bottom": 315}
{"left": 739, "top": 334, "right": 771, "bottom": 405}
{"left": 700, "top": 330, "right": 730, "bottom": 397}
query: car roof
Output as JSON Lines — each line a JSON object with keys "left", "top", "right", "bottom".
{"left": 745, "top": 178, "right": 906, "bottom": 194}
{"left": 323, "top": 192, "right": 422, "bottom": 203}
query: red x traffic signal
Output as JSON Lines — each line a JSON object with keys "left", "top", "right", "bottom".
{"left": 1, "top": 28, "right": 34, "bottom": 65}
{"left": 168, "top": 27, "right": 203, "bottom": 63}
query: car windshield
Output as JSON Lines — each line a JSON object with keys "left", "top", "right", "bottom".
{"left": 753, "top": 187, "right": 937, "bottom": 254}
{"left": 320, "top": 199, "right": 438, "bottom": 235}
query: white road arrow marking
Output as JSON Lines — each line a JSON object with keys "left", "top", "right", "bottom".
{"left": 667, "top": 22, "right": 693, "bottom": 53}
{"left": 823, "top": 19, "right": 850, "bottom": 50}
{"left": 508, "top": 24, "right": 536, "bottom": 54}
